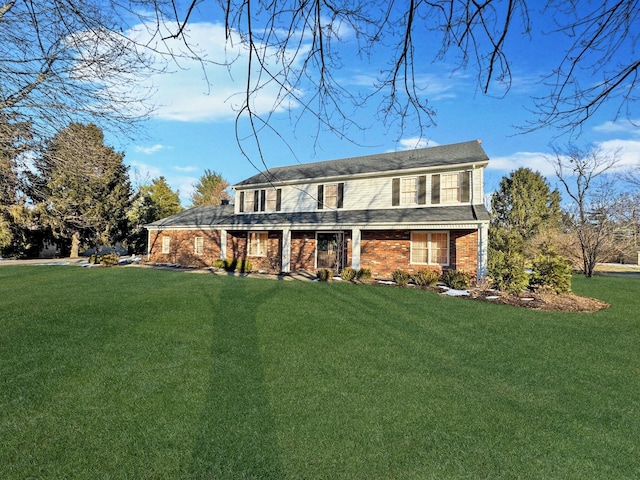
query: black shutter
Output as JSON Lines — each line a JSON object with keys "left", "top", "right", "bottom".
{"left": 260, "top": 189, "right": 266, "bottom": 211}
{"left": 239, "top": 191, "right": 245, "bottom": 212}
{"left": 392, "top": 178, "right": 400, "bottom": 206}
{"left": 431, "top": 174, "right": 440, "bottom": 204}
{"left": 276, "top": 189, "right": 282, "bottom": 211}
{"left": 253, "top": 190, "right": 259, "bottom": 211}
{"left": 337, "top": 183, "right": 344, "bottom": 208}
{"left": 317, "top": 185, "right": 324, "bottom": 209}
{"left": 417, "top": 175, "right": 427, "bottom": 205}
{"left": 461, "top": 171, "right": 471, "bottom": 202}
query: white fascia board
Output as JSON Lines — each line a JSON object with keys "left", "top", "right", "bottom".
{"left": 148, "top": 221, "right": 488, "bottom": 232}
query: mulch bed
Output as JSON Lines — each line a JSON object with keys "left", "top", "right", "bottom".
{"left": 465, "top": 289, "right": 610, "bottom": 312}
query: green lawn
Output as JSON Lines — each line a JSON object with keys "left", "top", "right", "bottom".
{"left": 1, "top": 266, "right": 639, "bottom": 479}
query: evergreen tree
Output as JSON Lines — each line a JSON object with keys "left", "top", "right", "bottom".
{"left": 490, "top": 168, "right": 562, "bottom": 256}
{"left": 0, "top": 117, "right": 41, "bottom": 257}
{"left": 127, "top": 176, "right": 182, "bottom": 253}
{"left": 190, "top": 169, "right": 231, "bottom": 207}
{"left": 32, "top": 123, "right": 133, "bottom": 258}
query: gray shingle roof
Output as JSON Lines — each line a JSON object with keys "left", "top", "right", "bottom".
{"left": 146, "top": 204, "right": 489, "bottom": 229}
{"left": 234, "top": 140, "right": 488, "bottom": 187}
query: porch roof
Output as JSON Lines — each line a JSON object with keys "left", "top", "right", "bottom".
{"left": 146, "top": 204, "right": 489, "bottom": 230}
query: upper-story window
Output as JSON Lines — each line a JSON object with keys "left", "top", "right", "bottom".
{"left": 441, "top": 173, "right": 461, "bottom": 202}
{"left": 243, "top": 190, "right": 257, "bottom": 212}
{"left": 265, "top": 189, "right": 279, "bottom": 211}
{"left": 239, "top": 188, "right": 281, "bottom": 212}
{"left": 431, "top": 171, "right": 471, "bottom": 204}
{"left": 317, "top": 183, "right": 344, "bottom": 209}
{"left": 392, "top": 176, "right": 426, "bottom": 206}
{"left": 401, "top": 177, "right": 417, "bottom": 204}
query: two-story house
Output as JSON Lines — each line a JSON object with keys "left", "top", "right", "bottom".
{"left": 146, "top": 140, "right": 490, "bottom": 279}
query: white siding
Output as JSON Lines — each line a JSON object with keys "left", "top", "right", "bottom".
{"left": 236, "top": 166, "right": 486, "bottom": 214}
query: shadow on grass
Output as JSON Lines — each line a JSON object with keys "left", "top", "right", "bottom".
{"left": 187, "top": 279, "right": 284, "bottom": 479}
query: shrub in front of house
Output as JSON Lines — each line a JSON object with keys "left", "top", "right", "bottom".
{"left": 356, "top": 268, "right": 372, "bottom": 282}
{"left": 317, "top": 269, "right": 333, "bottom": 282}
{"left": 98, "top": 253, "right": 120, "bottom": 266}
{"left": 392, "top": 269, "right": 410, "bottom": 286}
{"left": 441, "top": 269, "right": 472, "bottom": 290}
{"left": 237, "top": 259, "right": 252, "bottom": 273}
{"left": 223, "top": 258, "right": 253, "bottom": 272}
{"left": 213, "top": 258, "right": 226, "bottom": 269}
{"left": 488, "top": 249, "right": 529, "bottom": 294}
{"left": 411, "top": 268, "right": 440, "bottom": 287}
{"left": 340, "top": 267, "right": 356, "bottom": 281}
{"left": 529, "top": 252, "right": 572, "bottom": 294}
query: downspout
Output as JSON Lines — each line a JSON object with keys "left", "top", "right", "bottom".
{"left": 471, "top": 164, "right": 488, "bottom": 279}
{"left": 470, "top": 165, "right": 478, "bottom": 220}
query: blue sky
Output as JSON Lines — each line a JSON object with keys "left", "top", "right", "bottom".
{"left": 111, "top": 4, "right": 640, "bottom": 206}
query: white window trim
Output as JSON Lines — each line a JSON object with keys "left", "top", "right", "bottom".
{"left": 324, "top": 183, "right": 339, "bottom": 208}
{"left": 248, "top": 232, "right": 268, "bottom": 257}
{"left": 410, "top": 231, "right": 450, "bottom": 266}
{"left": 440, "top": 173, "right": 461, "bottom": 204}
{"left": 400, "top": 176, "right": 417, "bottom": 205}
{"left": 265, "top": 188, "right": 278, "bottom": 212}
{"left": 244, "top": 190, "right": 256, "bottom": 212}
{"left": 194, "top": 236, "right": 204, "bottom": 255}
{"left": 161, "top": 236, "right": 170, "bottom": 254}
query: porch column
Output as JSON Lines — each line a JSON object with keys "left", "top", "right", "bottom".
{"left": 282, "top": 227, "right": 291, "bottom": 273}
{"left": 351, "top": 227, "right": 361, "bottom": 271}
{"left": 220, "top": 229, "right": 227, "bottom": 259}
{"left": 477, "top": 223, "right": 488, "bottom": 279}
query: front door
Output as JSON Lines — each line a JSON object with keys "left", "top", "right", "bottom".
{"left": 317, "top": 233, "right": 339, "bottom": 270}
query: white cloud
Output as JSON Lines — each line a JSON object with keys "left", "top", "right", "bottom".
{"left": 596, "top": 138, "right": 640, "bottom": 170}
{"left": 593, "top": 120, "right": 640, "bottom": 135}
{"left": 349, "top": 72, "right": 461, "bottom": 101}
{"left": 486, "top": 150, "right": 556, "bottom": 177}
{"left": 397, "top": 137, "right": 438, "bottom": 150}
{"left": 134, "top": 144, "right": 167, "bottom": 155}
{"left": 127, "top": 160, "right": 163, "bottom": 184}
{"left": 486, "top": 139, "right": 640, "bottom": 181}
{"left": 125, "top": 21, "right": 304, "bottom": 123}
{"left": 174, "top": 165, "right": 198, "bottom": 172}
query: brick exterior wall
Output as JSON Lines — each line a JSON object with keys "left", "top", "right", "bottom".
{"left": 450, "top": 230, "right": 478, "bottom": 275}
{"left": 360, "top": 230, "right": 412, "bottom": 278}
{"left": 291, "top": 231, "right": 317, "bottom": 270}
{"left": 149, "top": 228, "right": 477, "bottom": 277}
{"left": 359, "top": 229, "right": 478, "bottom": 279}
{"left": 148, "top": 229, "right": 222, "bottom": 267}
{"left": 148, "top": 229, "right": 282, "bottom": 272}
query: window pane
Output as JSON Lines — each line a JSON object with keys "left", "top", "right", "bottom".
{"left": 429, "top": 233, "right": 448, "bottom": 265}
{"left": 324, "top": 184, "right": 338, "bottom": 207}
{"left": 441, "top": 174, "right": 459, "bottom": 203}
{"left": 244, "top": 191, "right": 255, "bottom": 212}
{"left": 162, "top": 236, "right": 170, "bottom": 254}
{"left": 266, "top": 189, "right": 278, "bottom": 211}
{"left": 194, "top": 237, "right": 204, "bottom": 255}
{"left": 411, "top": 232, "right": 428, "bottom": 263}
{"left": 249, "top": 232, "right": 268, "bottom": 256}
{"left": 401, "top": 177, "right": 417, "bottom": 204}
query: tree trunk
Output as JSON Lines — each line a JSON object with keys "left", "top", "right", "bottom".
{"left": 70, "top": 231, "right": 80, "bottom": 258}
